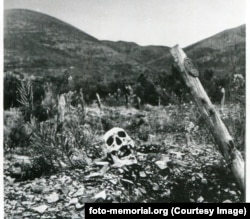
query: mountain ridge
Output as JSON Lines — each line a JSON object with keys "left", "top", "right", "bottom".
{"left": 4, "top": 9, "right": 245, "bottom": 85}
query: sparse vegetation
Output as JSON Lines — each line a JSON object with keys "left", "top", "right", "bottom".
{"left": 3, "top": 8, "right": 245, "bottom": 218}
{"left": 4, "top": 71, "right": 245, "bottom": 217}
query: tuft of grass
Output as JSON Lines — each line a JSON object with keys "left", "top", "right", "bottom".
{"left": 17, "top": 79, "right": 34, "bottom": 121}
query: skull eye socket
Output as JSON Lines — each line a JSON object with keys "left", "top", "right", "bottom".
{"left": 106, "top": 136, "right": 114, "bottom": 146}
{"left": 118, "top": 131, "right": 126, "bottom": 138}
{"left": 116, "top": 137, "right": 122, "bottom": 145}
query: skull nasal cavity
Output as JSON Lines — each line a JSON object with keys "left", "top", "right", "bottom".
{"left": 116, "top": 137, "right": 122, "bottom": 145}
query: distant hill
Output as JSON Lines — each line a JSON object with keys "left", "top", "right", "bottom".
{"left": 185, "top": 24, "right": 245, "bottom": 78}
{"left": 102, "top": 40, "right": 170, "bottom": 66}
{"left": 4, "top": 9, "right": 245, "bottom": 85}
{"left": 4, "top": 9, "right": 144, "bottom": 83}
{"left": 186, "top": 25, "right": 245, "bottom": 51}
{"left": 143, "top": 25, "right": 246, "bottom": 79}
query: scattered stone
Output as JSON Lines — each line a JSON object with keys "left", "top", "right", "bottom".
{"left": 5, "top": 176, "right": 15, "bottom": 185}
{"left": 139, "top": 187, "right": 147, "bottom": 194}
{"left": 223, "top": 200, "right": 232, "bottom": 203}
{"left": 109, "top": 179, "right": 118, "bottom": 185}
{"left": 118, "top": 168, "right": 124, "bottom": 173}
{"left": 139, "top": 171, "right": 146, "bottom": 178}
{"left": 31, "top": 185, "right": 44, "bottom": 194}
{"left": 72, "top": 181, "right": 79, "bottom": 188}
{"left": 229, "top": 190, "right": 237, "bottom": 196}
{"left": 22, "top": 211, "right": 33, "bottom": 217}
{"left": 21, "top": 201, "right": 35, "bottom": 208}
{"left": 34, "top": 196, "right": 42, "bottom": 202}
{"left": 68, "top": 197, "right": 78, "bottom": 205}
{"left": 79, "top": 196, "right": 94, "bottom": 204}
{"left": 47, "top": 207, "right": 58, "bottom": 212}
{"left": 49, "top": 181, "right": 55, "bottom": 186}
{"left": 189, "top": 198, "right": 195, "bottom": 202}
{"left": 155, "top": 160, "right": 168, "bottom": 170}
{"left": 197, "top": 196, "right": 204, "bottom": 203}
{"left": 39, "top": 178, "right": 47, "bottom": 184}
{"left": 161, "top": 189, "right": 171, "bottom": 198}
{"left": 25, "top": 195, "right": 35, "bottom": 201}
{"left": 152, "top": 183, "right": 160, "bottom": 191}
{"left": 8, "top": 200, "right": 17, "bottom": 206}
{"left": 54, "top": 183, "right": 62, "bottom": 191}
{"left": 50, "top": 175, "right": 57, "bottom": 180}
{"left": 75, "top": 203, "right": 85, "bottom": 210}
{"left": 201, "top": 178, "right": 208, "bottom": 184}
{"left": 32, "top": 204, "right": 48, "bottom": 214}
{"left": 45, "top": 192, "right": 60, "bottom": 203}
{"left": 94, "top": 190, "right": 107, "bottom": 200}
{"left": 15, "top": 209, "right": 24, "bottom": 215}
{"left": 73, "top": 187, "right": 85, "bottom": 197}
{"left": 121, "top": 179, "right": 133, "bottom": 185}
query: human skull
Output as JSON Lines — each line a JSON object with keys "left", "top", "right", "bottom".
{"left": 103, "top": 127, "right": 137, "bottom": 167}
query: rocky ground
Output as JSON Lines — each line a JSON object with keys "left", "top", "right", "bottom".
{"left": 4, "top": 142, "right": 243, "bottom": 218}
{"left": 4, "top": 103, "right": 245, "bottom": 218}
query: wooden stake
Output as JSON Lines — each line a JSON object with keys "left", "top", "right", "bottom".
{"left": 96, "top": 93, "right": 102, "bottom": 109}
{"left": 58, "top": 94, "right": 66, "bottom": 123}
{"left": 170, "top": 45, "right": 244, "bottom": 191}
{"left": 220, "top": 87, "right": 225, "bottom": 112}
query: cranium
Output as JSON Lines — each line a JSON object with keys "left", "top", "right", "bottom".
{"left": 103, "top": 127, "right": 137, "bottom": 167}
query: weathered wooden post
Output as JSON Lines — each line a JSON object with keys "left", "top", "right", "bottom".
{"left": 220, "top": 87, "right": 225, "bottom": 112}
{"left": 79, "top": 88, "right": 86, "bottom": 112}
{"left": 58, "top": 94, "right": 66, "bottom": 123}
{"left": 96, "top": 93, "right": 102, "bottom": 109}
{"left": 170, "top": 45, "right": 244, "bottom": 191}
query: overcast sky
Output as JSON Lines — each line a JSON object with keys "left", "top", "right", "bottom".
{"left": 3, "top": 0, "right": 246, "bottom": 47}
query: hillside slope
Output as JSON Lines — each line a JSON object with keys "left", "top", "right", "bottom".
{"left": 4, "top": 9, "right": 143, "bottom": 82}
{"left": 185, "top": 24, "right": 245, "bottom": 78}
{"left": 4, "top": 9, "right": 245, "bottom": 84}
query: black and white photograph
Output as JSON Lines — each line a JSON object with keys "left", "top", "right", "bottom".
{"left": 1, "top": 0, "right": 247, "bottom": 218}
